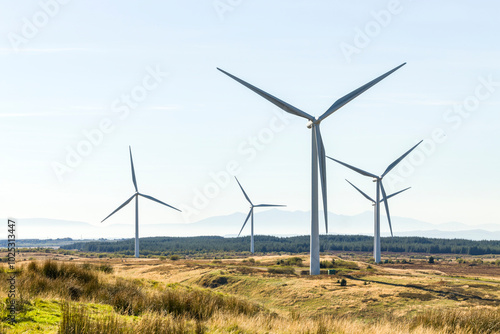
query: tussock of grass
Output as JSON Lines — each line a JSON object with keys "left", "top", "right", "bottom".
{"left": 20, "top": 260, "right": 100, "bottom": 301}
{"left": 9, "top": 260, "right": 262, "bottom": 320}
{"left": 59, "top": 302, "right": 120, "bottom": 333}
{"left": 59, "top": 302, "right": 204, "bottom": 334}
{"left": 104, "top": 277, "right": 261, "bottom": 318}
{"left": 409, "top": 307, "right": 500, "bottom": 334}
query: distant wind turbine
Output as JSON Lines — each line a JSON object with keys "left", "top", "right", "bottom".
{"left": 218, "top": 63, "right": 406, "bottom": 274}
{"left": 101, "top": 146, "right": 181, "bottom": 258}
{"left": 235, "top": 177, "right": 285, "bottom": 253}
{"left": 345, "top": 179, "right": 410, "bottom": 261}
{"left": 327, "top": 140, "right": 422, "bottom": 263}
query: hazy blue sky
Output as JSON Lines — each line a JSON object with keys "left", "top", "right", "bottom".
{"left": 0, "top": 1, "right": 499, "bottom": 234}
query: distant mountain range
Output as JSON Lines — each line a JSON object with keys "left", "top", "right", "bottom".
{"left": 6, "top": 210, "right": 500, "bottom": 241}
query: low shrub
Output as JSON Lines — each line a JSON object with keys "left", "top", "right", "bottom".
{"left": 268, "top": 267, "right": 295, "bottom": 275}
{"left": 98, "top": 264, "right": 114, "bottom": 274}
{"left": 276, "top": 257, "right": 303, "bottom": 267}
{"left": 319, "top": 259, "right": 335, "bottom": 268}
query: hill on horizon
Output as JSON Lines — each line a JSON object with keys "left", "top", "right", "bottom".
{"left": 6, "top": 210, "right": 500, "bottom": 241}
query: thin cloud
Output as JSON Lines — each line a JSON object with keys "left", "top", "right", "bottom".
{"left": 69, "top": 105, "right": 107, "bottom": 111}
{"left": 0, "top": 47, "right": 90, "bottom": 55}
{"left": 0, "top": 112, "right": 64, "bottom": 118}
{"left": 147, "top": 105, "right": 181, "bottom": 111}
{"left": 0, "top": 110, "right": 105, "bottom": 118}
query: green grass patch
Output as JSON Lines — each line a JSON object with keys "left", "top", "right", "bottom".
{"left": 1, "top": 299, "right": 61, "bottom": 333}
{"left": 0, "top": 298, "right": 120, "bottom": 334}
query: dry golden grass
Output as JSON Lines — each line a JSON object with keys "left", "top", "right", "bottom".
{"left": 57, "top": 301, "right": 500, "bottom": 334}
{"left": 1, "top": 253, "right": 499, "bottom": 333}
{"left": 205, "top": 308, "right": 500, "bottom": 334}
{"left": 59, "top": 302, "right": 204, "bottom": 334}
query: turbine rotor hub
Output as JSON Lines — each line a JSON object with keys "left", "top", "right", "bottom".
{"left": 306, "top": 118, "right": 320, "bottom": 129}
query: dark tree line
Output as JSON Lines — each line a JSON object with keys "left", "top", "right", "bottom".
{"left": 60, "top": 235, "right": 500, "bottom": 256}
{"left": 0, "top": 238, "right": 73, "bottom": 248}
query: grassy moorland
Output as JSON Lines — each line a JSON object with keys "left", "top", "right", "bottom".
{"left": 0, "top": 251, "right": 499, "bottom": 333}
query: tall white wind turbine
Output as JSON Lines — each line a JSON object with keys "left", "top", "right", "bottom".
{"left": 235, "top": 177, "right": 285, "bottom": 254}
{"left": 101, "top": 146, "right": 181, "bottom": 258}
{"left": 328, "top": 140, "right": 422, "bottom": 263}
{"left": 218, "top": 63, "right": 406, "bottom": 274}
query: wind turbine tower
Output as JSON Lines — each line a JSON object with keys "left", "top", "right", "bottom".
{"left": 218, "top": 63, "right": 406, "bottom": 274}
{"left": 235, "top": 177, "right": 285, "bottom": 253}
{"left": 345, "top": 179, "right": 410, "bottom": 262}
{"left": 101, "top": 146, "right": 181, "bottom": 258}
{"left": 328, "top": 140, "right": 422, "bottom": 263}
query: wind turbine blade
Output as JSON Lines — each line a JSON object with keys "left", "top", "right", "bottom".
{"left": 217, "top": 68, "right": 314, "bottom": 121}
{"left": 345, "top": 179, "right": 375, "bottom": 203}
{"left": 317, "top": 63, "right": 406, "bottom": 122}
{"left": 381, "top": 187, "right": 411, "bottom": 202}
{"left": 327, "top": 156, "right": 378, "bottom": 178}
{"left": 138, "top": 193, "right": 181, "bottom": 212}
{"left": 235, "top": 176, "right": 253, "bottom": 205}
{"left": 381, "top": 140, "right": 423, "bottom": 178}
{"left": 129, "top": 146, "right": 138, "bottom": 192}
{"left": 254, "top": 204, "right": 286, "bottom": 207}
{"left": 238, "top": 209, "right": 253, "bottom": 237}
{"left": 379, "top": 182, "right": 393, "bottom": 237}
{"left": 101, "top": 194, "right": 136, "bottom": 223}
{"left": 316, "top": 126, "right": 328, "bottom": 233}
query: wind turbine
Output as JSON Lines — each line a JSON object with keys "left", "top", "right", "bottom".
{"left": 218, "top": 63, "right": 406, "bottom": 274}
{"left": 345, "top": 179, "right": 410, "bottom": 261}
{"left": 235, "top": 177, "right": 285, "bottom": 253}
{"left": 101, "top": 146, "right": 181, "bottom": 258}
{"left": 327, "top": 140, "right": 422, "bottom": 263}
